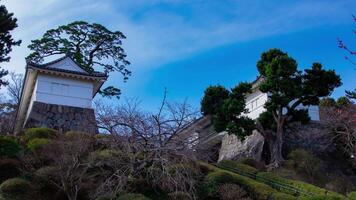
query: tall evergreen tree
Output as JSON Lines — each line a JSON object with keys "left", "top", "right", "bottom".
{"left": 256, "top": 49, "right": 341, "bottom": 167}
{"left": 0, "top": 2, "right": 21, "bottom": 87}
{"left": 27, "top": 21, "right": 130, "bottom": 98}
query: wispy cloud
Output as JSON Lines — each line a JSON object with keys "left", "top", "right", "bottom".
{"left": 2, "top": 0, "right": 355, "bottom": 73}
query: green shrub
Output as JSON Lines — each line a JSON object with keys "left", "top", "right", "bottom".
{"left": 27, "top": 138, "right": 50, "bottom": 152}
{"left": 202, "top": 168, "right": 294, "bottom": 200}
{"left": 269, "top": 192, "right": 297, "bottom": 200}
{"left": 256, "top": 172, "right": 345, "bottom": 199}
{"left": 0, "top": 178, "right": 35, "bottom": 200}
{"left": 35, "top": 166, "right": 57, "bottom": 180}
{"left": 0, "top": 136, "right": 21, "bottom": 158}
{"left": 90, "top": 149, "right": 121, "bottom": 160}
{"left": 287, "top": 149, "right": 321, "bottom": 179}
{"left": 218, "top": 160, "right": 259, "bottom": 176}
{"left": 23, "top": 128, "right": 57, "bottom": 142}
{"left": 167, "top": 191, "right": 191, "bottom": 200}
{"left": 96, "top": 194, "right": 116, "bottom": 200}
{"left": 0, "top": 159, "right": 21, "bottom": 184}
{"left": 348, "top": 192, "right": 356, "bottom": 200}
{"left": 218, "top": 183, "right": 251, "bottom": 200}
{"left": 117, "top": 193, "right": 151, "bottom": 200}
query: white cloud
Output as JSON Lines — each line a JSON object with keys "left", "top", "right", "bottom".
{"left": 1, "top": 0, "right": 355, "bottom": 74}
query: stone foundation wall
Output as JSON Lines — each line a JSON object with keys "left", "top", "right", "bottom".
{"left": 25, "top": 101, "right": 98, "bottom": 134}
{"left": 218, "top": 130, "right": 264, "bottom": 162}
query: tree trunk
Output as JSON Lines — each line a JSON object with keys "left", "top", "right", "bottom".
{"left": 268, "top": 120, "right": 285, "bottom": 168}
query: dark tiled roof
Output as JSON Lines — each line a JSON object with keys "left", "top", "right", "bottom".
{"left": 27, "top": 56, "right": 108, "bottom": 78}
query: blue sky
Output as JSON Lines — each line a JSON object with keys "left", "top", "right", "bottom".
{"left": 2, "top": 0, "right": 356, "bottom": 111}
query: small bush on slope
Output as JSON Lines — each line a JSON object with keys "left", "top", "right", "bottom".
{"left": 117, "top": 193, "right": 151, "bottom": 200}
{"left": 0, "top": 136, "right": 20, "bottom": 158}
{"left": 0, "top": 159, "right": 20, "bottom": 184}
{"left": 0, "top": 178, "right": 36, "bottom": 200}
{"left": 27, "top": 138, "right": 50, "bottom": 153}
{"left": 287, "top": 149, "right": 321, "bottom": 181}
{"left": 23, "top": 127, "right": 57, "bottom": 142}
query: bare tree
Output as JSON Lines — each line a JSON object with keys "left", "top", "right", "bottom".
{"left": 7, "top": 72, "right": 23, "bottom": 106}
{"left": 94, "top": 91, "right": 201, "bottom": 199}
{"left": 35, "top": 133, "right": 95, "bottom": 200}
{"left": 323, "top": 104, "right": 356, "bottom": 160}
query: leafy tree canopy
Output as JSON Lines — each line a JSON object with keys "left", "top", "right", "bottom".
{"left": 201, "top": 83, "right": 255, "bottom": 140}
{"left": 26, "top": 21, "right": 130, "bottom": 98}
{"left": 0, "top": 3, "right": 21, "bottom": 87}
{"left": 256, "top": 48, "right": 341, "bottom": 166}
{"left": 257, "top": 49, "right": 342, "bottom": 118}
{"left": 201, "top": 85, "right": 229, "bottom": 115}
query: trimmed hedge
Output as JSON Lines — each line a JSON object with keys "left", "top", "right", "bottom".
{"left": 256, "top": 172, "right": 346, "bottom": 200}
{"left": 0, "top": 178, "right": 35, "bottom": 200}
{"left": 200, "top": 163, "right": 296, "bottom": 200}
{"left": 0, "top": 136, "right": 21, "bottom": 158}
{"left": 0, "top": 159, "right": 21, "bottom": 184}
{"left": 23, "top": 128, "right": 57, "bottom": 142}
{"left": 27, "top": 138, "right": 50, "bottom": 152}
{"left": 348, "top": 192, "right": 356, "bottom": 200}
{"left": 117, "top": 193, "right": 151, "bottom": 200}
{"left": 218, "top": 160, "right": 259, "bottom": 176}
{"left": 217, "top": 160, "right": 346, "bottom": 199}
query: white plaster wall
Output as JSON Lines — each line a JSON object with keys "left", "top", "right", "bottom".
{"left": 245, "top": 90, "right": 268, "bottom": 120}
{"left": 244, "top": 90, "right": 320, "bottom": 121}
{"left": 35, "top": 74, "right": 93, "bottom": 108}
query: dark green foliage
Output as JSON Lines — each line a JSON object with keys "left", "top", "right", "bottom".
{"left": 23, "top": 127, "right": 57, "bottom": 142}
{"left": 200, "top": 85, "right": 229, "bottom": 115}
{"left": 27, "top": 21, "right": 131, "bottom": 98}
{"left": 167, "top": 191, "right": 191, "bottom": 200}
{"left": 0, "top": 136, "right": 20, "bottom": 158}
{"left": 336, "top": 96, "right": 352, "bottom": 107}
{"left": 256, "top": 49, "right": 341, "bottom": 165}
{"left": 287, "top": 149, "right": 321, "bottom": 180}
{"left": 0, "top": 4, "right": 21, "bottom": 87}
{"left": 27, "top": 138, "right": 50, "bottom": 153}
{"left": 255, "top": 172, "right": 345, "bottom": 199}
{"left": 257, "top": 49, "right": 341, "bottom": 113}
{"left": 346, "top": 89, "right": 356, "bottom": 100}
{"left": 201, "top": 83, "right": 255, "bottom": 140}
{"left": 116, "top": 193, "right": 151, "bottom": 200}
{"left": 239, "top": 158, "right": 266, "bottom": 171}
{"left": 218, "top": 160, "right": 259, "bottom": 176}
{"left": 98, "top": 86, "right": 121, "bottom": 99}
{"left": 0, "top": 159, "right": 20, "bottom": 184}
{"left": 217, "top": 183, "right": 251, "bottom": 200}
{"left": 320, "top": 96, "right": 352, "bottom": 108}
{"left": 0, "top": 178, "right": 35, "bottom": 200}
{"left": 203, "top": 170, "right": 294, "bottom": 200}
{"left": 348, "top": 192, "right": 356, "bottom": 200}
{"left": 319, "top": 97, "right": 337, "bottom": 107}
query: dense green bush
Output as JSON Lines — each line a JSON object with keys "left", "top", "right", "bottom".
{"left": 23, "top": 127, "right": 57, "bottom": 142}
{"left": 0, "top": 178, "right": 35, "bottom": 200}
{"left": 287, "top": 149, "right": 321, "bottom": 179}
{"left": 27, "top": 138, "right": 50, "bottom": 152}
{"left": 117, "top": 193, "right": 151, "bottom": 200}
{"left": 167, "top": 191, "right": 191, "bottom": 200}
{"left": 217, "top": 183, "right": 251, "bottom": 200}
{"left": 201, "top": 165, "right": 295, "bottom": 200}
{"left": 0, "top": 136, "right": 21, "bottom": 158}
{"left": 348, "top": 192, "right": 356, "bottom": 200}
{"left": 218, "top": 160, "right": 259, "bottom": 176}
{"left": 0, "top": 159, "right": 21, "bottom": 184}
{"left": 256, "top": 172, "right": 345, "bottom": 199}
